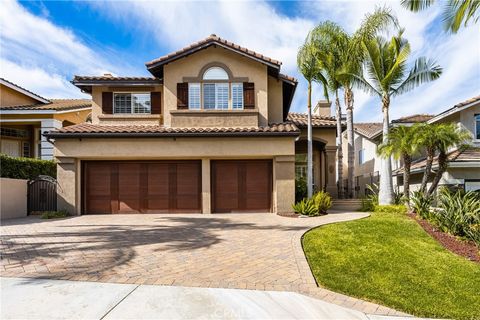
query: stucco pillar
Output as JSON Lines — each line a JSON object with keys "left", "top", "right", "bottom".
{"left": 273, "top": 155, "right": 295, "bottom": 214}
{"left": 56, "top": 157, "right": 78, "bottom": 215}
{"left": 202, "top": 158, "right": 211, "bottom": 214}
{"left": 325, "top": 146, "right": 338, "bottom": 198}
{"left": 40, "top": 119, "right": 61, "bottom": 160}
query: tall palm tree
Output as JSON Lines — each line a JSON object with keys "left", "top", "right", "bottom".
{"left": 350, "top": 31, "right": 442, "bottom": 204}
{"left": 426, "top": 123, "right": 471, "bottom": 196}
{"left": 401, "top": 0, "right": 479, "bottom": 33}
{"left": 297, "top": 36, "right": 328, "bottom": 198}
{"left": 311, "top": 8, "right": 397, "bottom": 198}
{"left": 378, "top": 125, "right": 419, "bottom": 208}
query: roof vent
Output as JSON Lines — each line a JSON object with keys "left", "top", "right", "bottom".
{"left": 103, "top": 73, "right": 113, "bottom": 78}
{"left": 210, "top": 34, "right": 217, "bottom": 37}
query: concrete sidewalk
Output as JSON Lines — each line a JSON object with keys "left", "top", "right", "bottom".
{"left": 0, "top": 277, "right": 413, "bottom": 320}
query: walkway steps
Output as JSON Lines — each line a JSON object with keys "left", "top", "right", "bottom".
{"left": 331, "top": 199, "right": 363, "bottom": 211}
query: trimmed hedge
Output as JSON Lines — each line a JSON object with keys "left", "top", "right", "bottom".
{"left": 0, "top": 154, "right": 56, "bottom": 180}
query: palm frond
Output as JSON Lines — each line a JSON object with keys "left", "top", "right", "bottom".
{"left": 394, "top": 57, "right": 442, "bottom": 95}
{"left": 400, "top": 0, "right": 436, "bottom": 12}
{"left": 443, "top": 0, "right": 480, "bottom": 33}
{"left": 346, "top": 73, "right": 381, "bottom": 96}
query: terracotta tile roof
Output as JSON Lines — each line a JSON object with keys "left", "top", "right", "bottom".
{"left": 453, "top": 95, "right": 480, "bottom": 108}
{"left": 394, "top": 146, "right": 480, "bottom": 175}
{"left": 0, "top": 99, "right": 91, "bottom": 111}
{"left": 73, "top": 75, "right": 160, "bottom": 82}
{"left": 429, "top": 95, "right": 480, "bottom": 123}
{"left": 279, "top": 73, "right": 298, "bottom": 83}
{"left": 287, "top": 112, "right": 338, "bottom": 128}
{"left": 0, "top": 78, "right": 50, "bottom": 104}
{"left": 45, "top": 122, "right": 299, "bottom": 138}
{"left": 392, "top": 114, "right": 434, "bottom": 124}
{"left": 146, "top": 34, "right": 281, "bottom": 69}
{"left": 354, "top": 123, "right": 383, "bottom": 139}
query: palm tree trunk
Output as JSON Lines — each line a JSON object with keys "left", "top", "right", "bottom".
{"left": 379, "top": 95, "right": 394, "bottom": 205}
{"left": 345, "top": 87, "right": 355, "bottom": 198}
{"left": 420, "top": 148, "right": 434, "bottom": 194}
{"left": 403, "top": 153, "right": 411, "bottom": 210}
{"left": 427, "top": 150, "right": 447, "bottom": 196}
{"left": 335, "top": 90, "right": 343, "bottom": 199}
{"left": 307, "top": 80, "right": 313, "bottom": 198}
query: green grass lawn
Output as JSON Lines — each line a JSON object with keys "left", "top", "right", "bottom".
{"left": 302, "top": 211, "right": 480, "bottom": 320}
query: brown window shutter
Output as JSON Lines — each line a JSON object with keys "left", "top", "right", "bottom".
{"left": 177, "top": 83, "right": 188, "bottom": 109}
{"left": 150, "top": 92, "right": 161, "bottom": 114}
{"left": 102, "top": 92, "right": 113, "bottom": 114}
{"left": 243, "top": 82, "right": 255, "bottom": 109}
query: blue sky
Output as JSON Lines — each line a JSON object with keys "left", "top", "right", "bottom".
{"left": 1, "top": 0, "right": 479, "bottom": 122}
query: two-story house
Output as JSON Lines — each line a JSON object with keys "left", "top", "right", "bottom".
{"left": 46, "top": 35, "right": 340, "bottom": 215}
{"left": 0, "top": 78, "right": 91, "bottom": 160}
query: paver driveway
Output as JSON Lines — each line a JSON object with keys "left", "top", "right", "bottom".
{"left": 1, "top": 212, "right": 407, "bottom": 316}
{"left": 1, "top": 213, "right": 362, "bottom": 290}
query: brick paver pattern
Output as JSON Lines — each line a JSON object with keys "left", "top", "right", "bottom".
{"left": 0, "top": 213, "right": 408, "bottom": 316}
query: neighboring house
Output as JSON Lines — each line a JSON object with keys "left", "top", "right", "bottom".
{"left": 0, "top": 78, "right": 91, "bottom": 160}
{"left": 45, "top": 35, "right": 340, "bottom": 215}
{"left": 394, "top": 96, "right": 480, "bottom": 192}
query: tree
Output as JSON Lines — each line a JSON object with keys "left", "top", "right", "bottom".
{"left": 426, "top": 123, "right": 471, "bottom": 196}
{"left": 350, "top": 30, "right": 442, "bottom": 204}
{"left": 378, "top": 125, "right": 419, "bottom": 208}
{"left": 311, "top": 7, "right": 397, "bottom": 198}
{"left": 401, "top": 0, "right": 479, "bottom": 33}
{"left": 415, "top": 123, "right": 438, "bottom": 193}
{"left": 297, "top": 36, "right": 328, "bottom": 198}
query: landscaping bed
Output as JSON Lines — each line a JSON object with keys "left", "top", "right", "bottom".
{"left": 409, "top": 213, "right": 479, "bottom": 263}
{"left": 302, "top": 210, "right": 480, "bottom": 320}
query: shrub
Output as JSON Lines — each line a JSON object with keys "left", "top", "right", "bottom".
{"left": 41, "top": 210, "right": 68, "bottom": 219}
{"left": 292, "top": 198, "right": 318, "bottom": 216}
{"left": 410, "top": 190, "right": 434, "bottom": 219}
{"left": 0, "top": 154, "right": 56, "bottom": 180}
{"left": 295, "top": 177, "right": 308, "bottom": 202}
{"left": 374, "top": 205, "right": 407, "bottom": 214}
{"left": 435, "top": 187, "right": 480, "bottom": 245}
{"left": 312, "top": 191, "right": 332, "bottom": 214}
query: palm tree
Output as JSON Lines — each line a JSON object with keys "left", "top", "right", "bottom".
{"left": 297, "top": 36, "right": 328, "bottom": 198}
{"left": 378, "top": 125, "right": 419, "bottom": 208}
{"left": 311, "top": 8, "right": 397, "bottom": 198}
{"left": 350, "top": 31, "right": 442, "bottom": 204}
{"left": 401, "top": 0, "right": 479, "bottom": 33}
{"left": 426, "top": 123, "right": 471, "bottom": 196}
{"left": 415, "top": 123, "right": 438, "bottom": 193}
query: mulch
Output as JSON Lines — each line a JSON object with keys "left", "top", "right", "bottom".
{"left": 408, "top": 213, "right": 479, "bottom": 263}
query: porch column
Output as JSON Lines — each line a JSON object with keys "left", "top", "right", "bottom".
{"left": 56, "top": 157, "right": 78, "bottom": 215}
{"left": 325, "top": 146, "right": 338, "bottom": 198}
{"left": 201, "top": 158, "right": 211, "bottom": 214}
{"left": 273, "top": 155, "right": 295, "bottom": 214}
{"left": 40, "top": 119, "right": 61, "bottom": 160}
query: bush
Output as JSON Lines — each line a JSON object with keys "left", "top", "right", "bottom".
{"left": 295, "top": 177, "right": 308, "bottom": 202}
{"left": 0, "top": 154, "right": 56, "bottom": 180}
{"left": 41, "top": 210, "right": 68, "bottom": 219}
{"left": 374, "top": 205, "right": 407, "bottom": 214}
{"left": 435, "top": 188, "right": 480, "bottom": 245}
{"left": 312, "top": 191, "right": 332, "bottom": 214}
{"left": 411, "top": 190, "right": 434, "bottom": 219}
{"left": 292, "top": 198, "right": 318, "bottom": 216}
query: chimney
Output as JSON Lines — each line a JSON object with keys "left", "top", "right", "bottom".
{"left": 314, "top": 100, "right": 332, "bottom": 117}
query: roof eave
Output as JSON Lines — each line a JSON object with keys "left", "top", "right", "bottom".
{"left": 45, "top": 131, "right": 300, "bottom": 139}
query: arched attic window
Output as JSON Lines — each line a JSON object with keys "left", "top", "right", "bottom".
{"left": 203, "top": 67, "right": 229, "bottom": 80}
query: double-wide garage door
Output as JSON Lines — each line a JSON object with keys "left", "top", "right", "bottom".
{"left": 83, "top": 160, "right": 272, "bottom": 214}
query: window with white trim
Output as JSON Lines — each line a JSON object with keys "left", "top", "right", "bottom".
{"left": 232, "top": 83, "right": 243, "bottom": 109}
{"left": 188, "top": 83, "right": 201, "bottom": 109}
{"left": 475, "top": 114, "right": 480, "bottom": 139}
{"left": 114, "top": 93, "right": 151, "bottom": 114}
{"left": 202, "top": 83, "right": 229, "bottom": 110}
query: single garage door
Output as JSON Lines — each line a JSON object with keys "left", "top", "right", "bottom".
{"left": 83, "top": 161, "right": 201, "bottom": 214}
{"left": 212, "top": 160, "right": 272, "bottom": 213}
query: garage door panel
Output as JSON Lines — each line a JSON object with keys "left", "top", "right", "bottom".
{"left": 84, "top": 161, "right": 201, "bottom": 214}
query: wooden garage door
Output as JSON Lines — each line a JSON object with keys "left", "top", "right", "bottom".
{"left": 83, "top": 161, "right": 201, "bottom": 214}
{"left": 212, "top": 160, "right": 272, "bottom": 213}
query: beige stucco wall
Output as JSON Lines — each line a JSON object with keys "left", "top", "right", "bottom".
{"left": 90, "top": 85, "right": 163, "bottom": 125}
{"left": 438, "top": 102, "right": 480, "bottom": 145}
{"left": 163, "top": 46, "right": 269, "bottom": 127}
{"left": 170, "top": 110, "right": 258, "bottom": 127}
{"left": 0, "top": 178, "right": 28, "bottom": 220}
{"left": 0, "top": 84, "right": 39, "bottom": 107}
{"left": 54, "top": 136, "right": 296, "bottom": 214}
{"left": 267, "top": 76, "right": 283, "bottom": 124}
{"left": 54, "top": 109, "right": 91, "bottom": 125}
